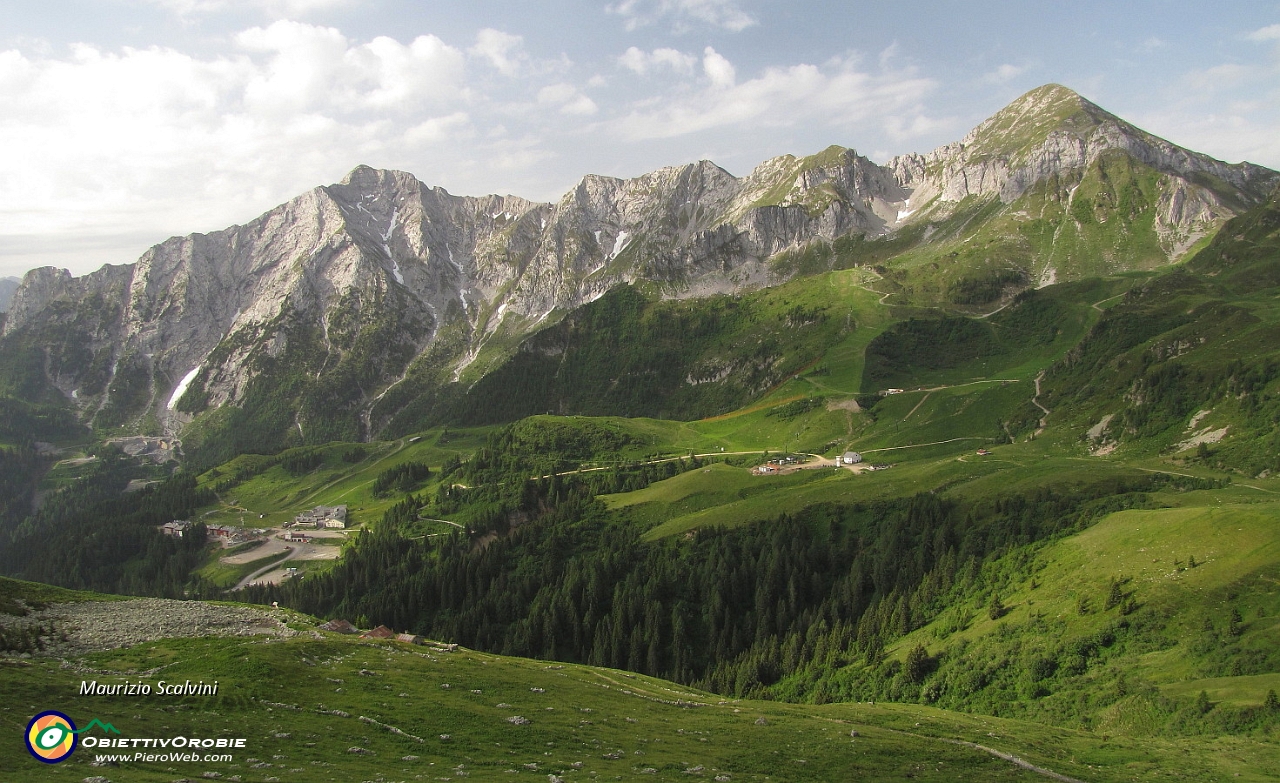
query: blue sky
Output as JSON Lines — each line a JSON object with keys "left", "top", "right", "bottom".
{"left": 1, "top": 0, "right": 1278, "bottom": 278}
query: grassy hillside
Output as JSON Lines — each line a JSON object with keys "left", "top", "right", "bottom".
{"left": 2, "top": 577, "right": 1279, "bottom": 782}
{"left": 3, "top": 168, "right": 1280, "bottom": 782}
{"left": 804, "top": 496, "right": 1280, "bottom": 734}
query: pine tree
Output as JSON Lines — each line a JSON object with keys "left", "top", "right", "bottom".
{"left": 1196, "top": 690, "right": 1212, "bottom": 715}
{"left": 904, "top": 644, "right": 930, "bottom": 684}
{"left": 1228, "top": 608, "right": 1244, "bottom": 637}
{"left": 988, "top": 594, "right": 1007, "bottom": 620}
{"left": 1105, "top": 578, "right": 1123, "bottom": 610}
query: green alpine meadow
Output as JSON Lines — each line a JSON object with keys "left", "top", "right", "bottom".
{"left": 1, "top": 84, "right": 1279, "bottom": 781}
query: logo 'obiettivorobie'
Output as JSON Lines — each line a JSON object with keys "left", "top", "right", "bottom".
{"left": 25, "top": 711, "right": 77, "bottom": 763}
{"left": 24, "top": 713, "right": 122, "bottom": 764}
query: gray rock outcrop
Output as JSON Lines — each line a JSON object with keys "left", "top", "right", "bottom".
{"left": 2, "top": 85, "right": 1275, "bottom": 440}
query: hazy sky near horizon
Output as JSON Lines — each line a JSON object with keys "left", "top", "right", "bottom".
{"left": 1, "top": 0, "right": 1278, "bottom": 279}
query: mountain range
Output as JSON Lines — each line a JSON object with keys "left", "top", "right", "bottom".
{"left": 2, "top": 84, "right": 1276, "bottom": 461}
{"left": 4, "top": 84, "right": 1280, "bottom": 780}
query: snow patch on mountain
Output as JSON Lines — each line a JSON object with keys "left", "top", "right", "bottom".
{"left": 167, "top": 366, "right": 202, "bottom": 410}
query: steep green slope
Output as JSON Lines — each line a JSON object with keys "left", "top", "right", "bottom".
{"left": 807, "top": 498, "right": 1280, "bottom": 738}
{"left": 378, "top": 270, "right": 891, "bottom": 431}
{"left": 1188, "top": 186, "right": 1280, "bottom": 292}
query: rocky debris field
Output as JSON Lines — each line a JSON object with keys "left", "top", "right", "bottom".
{"left": 0, "top": 598, "right": 296, "bottom": 656}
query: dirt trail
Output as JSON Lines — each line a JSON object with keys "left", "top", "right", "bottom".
{"left": 233, "top": 546, "right": 298, "bottom": 590}
{"left": 860, "top": 437, "right": 988, "bottom": 454}
{"left": 296, "top": 438, "right": 410, "bottom": 506}
{"left": 856, "top": 722, "right": 1088, "bottom": 783}
{"left": 1031, "top": 371, "right": 1051, "bottom": 436}
{"left": 853, "top": 283, "right": 895, "bottom": 306}
{"left": 1091, "top": 293, "right": 1126, "bottom": 311}
{"left": 903, "top": 393, "right": 931, "bottom": 421}
{"left": 699, "top": 395, "right": 806, "bottom": 423}
{"left": 942, "top": 738, "right": 1088, "bottom": 783}
{"left": 533, "top": 451, "right": 779, "bottom": 481}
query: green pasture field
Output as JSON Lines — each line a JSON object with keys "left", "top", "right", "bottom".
{"left": 2, "top": 610, "right": 1276, "bottom": 782}
{"left": 195, "top": 550, "right": 293, "bottom": 590}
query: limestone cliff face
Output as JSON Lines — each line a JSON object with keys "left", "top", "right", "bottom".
{"left": 2, "top": 147, "right": 904, "bottom": 433}
{"left": 886, "top": 85, "right": 1278, "bottom": 256}
{"left": 0, "top": 277, "right": 20, "bottom": 313}
{"left": 3, "top": 85, "right": 1276, "bottom": 438}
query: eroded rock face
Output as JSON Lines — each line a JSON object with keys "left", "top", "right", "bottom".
{"left": 3, "top": 85, "right": 1275, "bottom": 438}
{"left": 2, "top": 148, "right": 910, "bottom": 433}
{"left": 885, "top": 85, "right": 1277, "bottom": 247}
{"left": 0, "top": 276, "right": 22, "bottom": 313}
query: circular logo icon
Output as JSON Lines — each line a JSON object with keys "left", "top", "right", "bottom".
{"left": 25, "top": 711, "right": 77, "bottom": 763}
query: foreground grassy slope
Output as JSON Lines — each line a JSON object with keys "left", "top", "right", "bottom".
{"left": 2, "top": 576, "right": 1278, "bottom": 782}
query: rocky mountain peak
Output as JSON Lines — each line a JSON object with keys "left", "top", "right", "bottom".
{"left": 3, "top": 84, "right": 1277, "bottom": 446}
{"left": 887, "top": 85, "right": 1278, "bottom": 230}
{"left": 957, "top": 84, "right": 1113, "bottom": 161}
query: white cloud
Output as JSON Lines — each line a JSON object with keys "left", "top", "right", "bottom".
{"left": 403, "top": 112, "right": 472, "bottom": 146}
{"left": 618, "top": 46, "right": 697, "bottom": 75}
{"left": 606, "top": 0, "right": 757, "bottom": 33}
{"left": 1138, "top": 109, "right": 1280, "bottom": 168}
{"left": 702, "top": 46, "right": 735, "bottom": 88}
{"left": 1181, "top": 62, "right": 1256, "bottom": 92}
{"left": 0, "top": 23, "right": 479, "bottom": 254}
{"left": 982, "top": 63, "right": 1027, "bottom": 84}
{"left": 612, "top": 51, "right": 937, "bottom": 142}
{"left": 469, "top": 28, "right": 526, "bottom": 76}
{"left": 537, "top": 83, "right": 598, "bottom": 115}
{"left": 1246, "top": 24, "right": 1280, "bottom": 42}
{"left": 237, "top": 21, "right": 467, "bottom": 113}
{"left": 1134, "top": 40, "right": 1280, "bottom": 169}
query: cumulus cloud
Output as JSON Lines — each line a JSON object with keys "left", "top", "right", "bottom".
{"left": 618, "top": 46, "right": 697, "bottom": 75}
{"left": 606, "top": 0, "right": 757, "bottom": 33}
{"left": 0, "top": 22, "right": 488, "bottom": 268}
{"left": 701, "top": 46, "right": 735, "bottom": 88}
{"left": 237, "top": 21, "right": 468, "bottom": 113}
{"left": 1246, "top": 24, "right": 1280, "bottom": 42}
{"left": 537, "top": 83, "right": 598, "bottom": 115}
{"left": 469, "top": 28, "right": 526, "bottom": 76}
{"left": 611, "top": 51, "right": 937, "bottom": 142}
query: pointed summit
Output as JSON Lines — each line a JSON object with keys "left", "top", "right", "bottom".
{"left": 890, "top": 83, "right": 1276, "bottom": 210}
{"left": 958, "top": 84, "right": 1117, "bottom": 162}
{"left": 341, "top": 163, "right": 380, "bottom": 186}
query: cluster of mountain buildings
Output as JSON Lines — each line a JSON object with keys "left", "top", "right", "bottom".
{"left": 286, "top": 505, "right": 348, "bottom": 529}
{"left": 159, "top": 519, "right": 266, "bottom": 543}
{"left": 160, "top": 504, "right": 347, "bottom": 544}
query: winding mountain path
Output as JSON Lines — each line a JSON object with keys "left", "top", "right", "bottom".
{"left": 1031, "top": 371, "right": 1051, "bottom": 436}
{"left": 1091, "top": 292, "right": 1127, "bottom": 311}
{"left": 941, "top": 738, "right": 1088, "bottom": 783}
